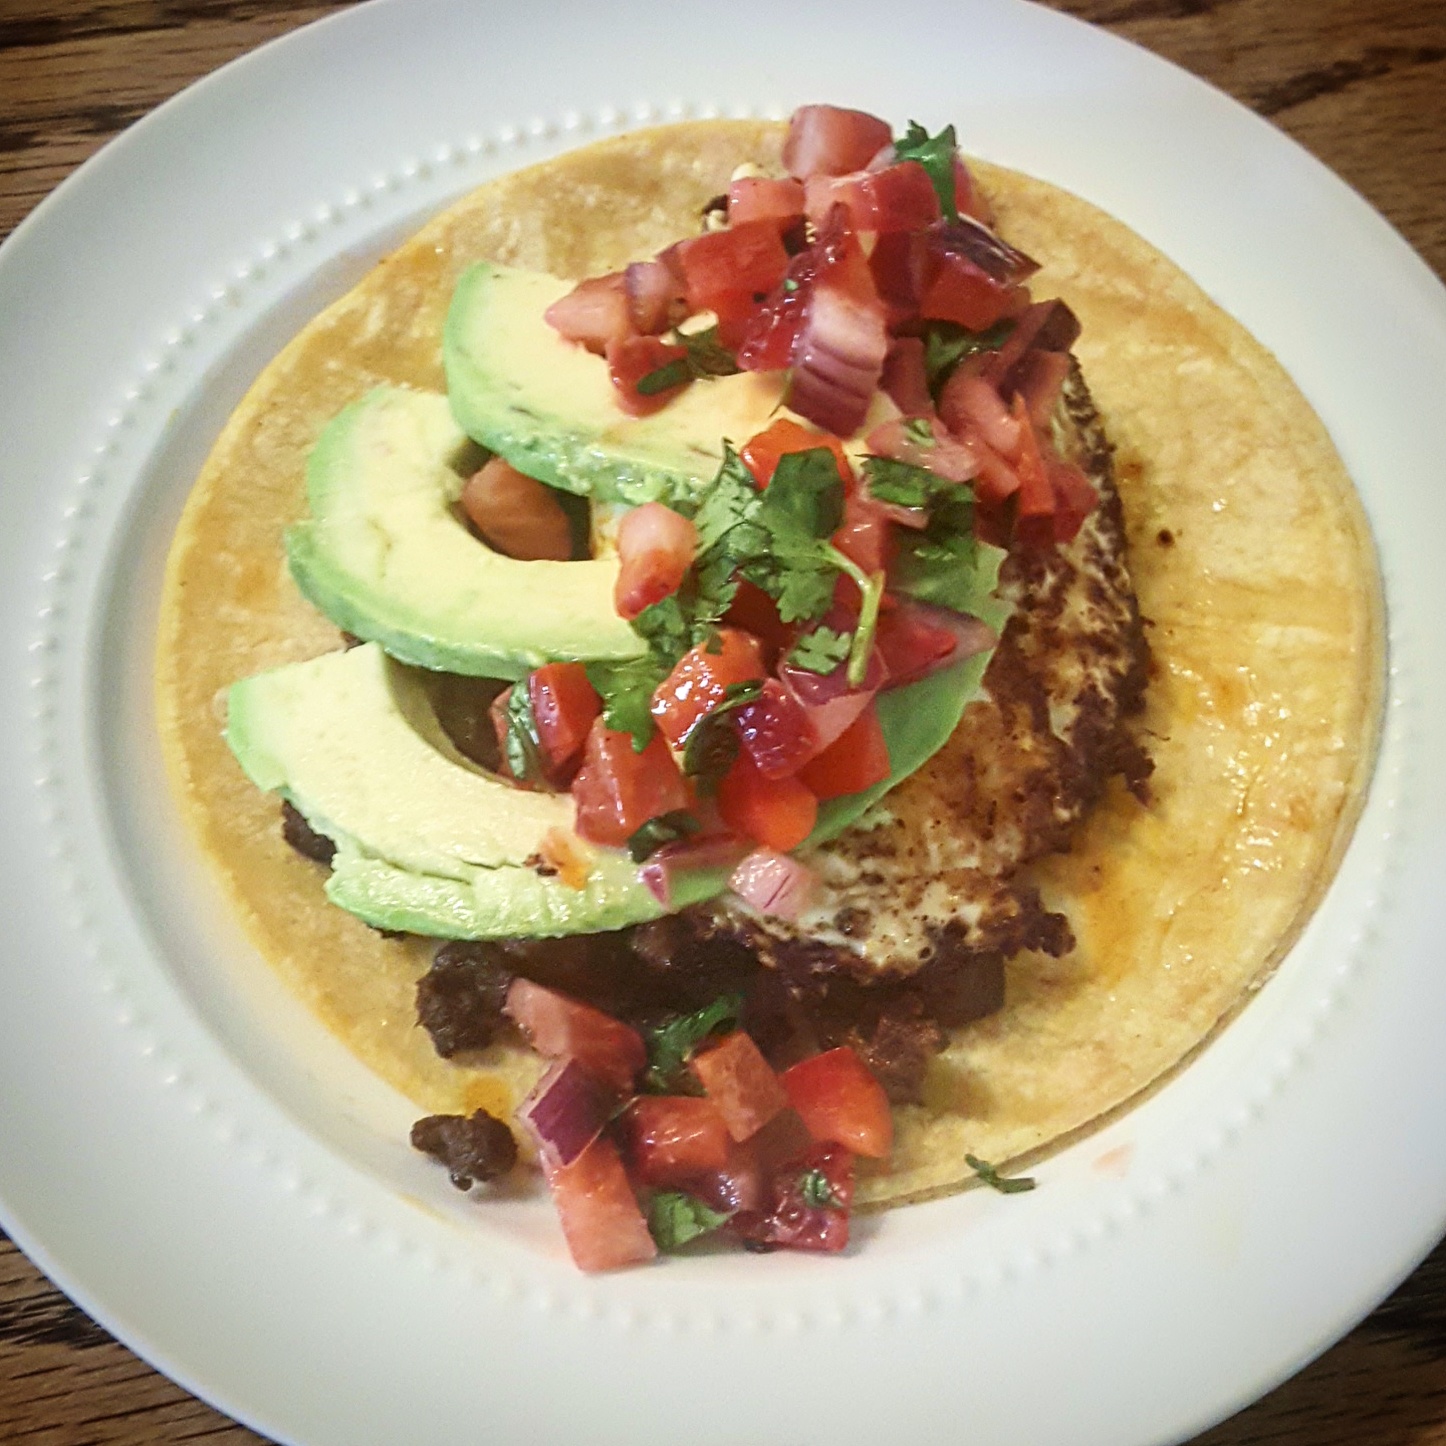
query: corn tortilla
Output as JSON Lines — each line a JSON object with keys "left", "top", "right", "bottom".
{"left": 155, "top": 120, "right": 1383, "bottom": 1206}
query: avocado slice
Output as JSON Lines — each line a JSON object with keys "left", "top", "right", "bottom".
{"left": 445, "top": 261, "right": 803, "bottom": 508}
{"left": 226, "top": 641, "right": 665, "bottom": 938}
{"left": 285, "top": 386, "right": 644, "bottom": 679}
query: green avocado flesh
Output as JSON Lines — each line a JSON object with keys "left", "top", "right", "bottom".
{"left": 285, "top": 385, "right": 644, "bottom": 679}
{"left": 226, "top": 641, "right": 665, "bottom": 938}
{"left": 444, "top": 262, "right": 801, "bottom": 508}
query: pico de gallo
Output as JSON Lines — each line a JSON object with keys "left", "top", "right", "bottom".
{"left": 434, "top": 101, "right": 1091, "bottom": 1268}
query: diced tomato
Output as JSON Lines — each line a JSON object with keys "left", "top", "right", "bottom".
{"left": 571, "top": 720, "right": 690, "bottom": 849}
{"left": 729, "top": 1142, "right": 854, "bottom": 1253}
{"left": 673, "top": 219, "right": 791, "bottom": 316}
{"left": 1048, "top": 458, "right": 1098, "bottom": 544}
{"left": 542, "top": 1135, "right": 657, "bottom": 1272}
{"left": 740, "top": 417, "right": 852, "bottom": 490}
{"left": 804, "top": 161, "right": 940, "bottom": 234}
{"left": 831, "top": 491, "right": 893, "bottom": 575}
{"left": 796, "top": 703, "right": 890, "bottom": 800}
{"left": 613, "top": 501, "right": 697, "bottom": 621}
{"left": 605, "top": 335, "right": 690, "bottom": 417}
{"left": 722, "top": 579, "right": 791, "bottom": 655}
{"left": 734, "top": 678, "right": 819, "bottom": 779}
{"left": 528, "top": 663, "right": 601, "bottom": 783}
{"left": 650, "top": 628, "right": 768, "bottom": 749}
{"left": 920, "top": 250, "right": 1030, "bottom": 331}
{"left": 726, "top": 175, "right": 806, "bottom": 228}
{"left": 717, "top": 750, "right": 818, "bottom": 851}
{"left": 690, "top": 1030, "right": 790, "bottom": 1142}
{"left": 503, "top": 978, "right": 646, "bottom": 1095}
{"left": 544, "top": 272, "right": 633, "bottom": 354}
{"left": 780, "top": 1047, "right": 894, "bottom": 1158}
{"left": 874, "top": 602, "right": 961, "bottom": 685}
{"left": 783, "top": 105, "right": 893, "bottom": 180}
{"left": 621, "top": 1095, "right": 732, "bottom": 1187}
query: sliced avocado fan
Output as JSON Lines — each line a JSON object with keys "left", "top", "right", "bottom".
{"left": 285, "top": 386, "right": 644, "bottom": 679}
{"left": 444, "top": 261, "right": 800, "bottom": 508}
{"left": 226, "top": 642, "right": 677, "bottom": 938}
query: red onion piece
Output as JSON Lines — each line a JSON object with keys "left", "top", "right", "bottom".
{"left": 985, "top": 298, "right": 1082, "bottom": 397}
{"left": 926, "top": 216, "right": 1039, "bottom": 285}
{"left": 880, "top": 599, "right": 998, "bottom": 687}
{"left": 729, "top": 848, "right": 817, "bottom": 920}
{"left": 785, "top": 281, "right": 887, "bottom": 438}
{"left": 938, "top": 371, "right": 1021, "bottom": 457}
{"left": 518, "top": 1057, "right": 612, "bottom": 1169}
{"left": 639, "top": 834, "right": 751, "bottom": 908}
{"left": 865, "top": 415, "right": 980, "bottom": 483}
{"left": 879, "top": 337, "right": 932, "bottom": 417}
{"left": 779, "top": 645, "right": 886, "bottom": 753}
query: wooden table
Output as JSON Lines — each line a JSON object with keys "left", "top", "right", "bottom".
{"left": 2, "top": 1, "right": 1443, "bottom": 1441}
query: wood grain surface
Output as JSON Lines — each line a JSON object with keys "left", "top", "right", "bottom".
{"left": 2, "top": 1, "right": 1443, "bottom": 1442}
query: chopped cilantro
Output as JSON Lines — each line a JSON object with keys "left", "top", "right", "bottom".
{"left": 893, "top": 120, "right": 960, "bottom": 222}
{"left": 680, "top": 679, "right": 763, "bottom": 793}
{"left": 644, "top": 994, "right": 744, "bottom": 1092}
{"left": 636, "top": 357, "right": 692, "bottom": 396}
{"left": 788, "top": 625, "right": 853, "bottom": 675}
{"left": 863, "top": 456, "right": 955, "bottom": 510}
{"left": 586, "top": 657, "right": 665, "bottom": 751}
{"left": 633, "top": 593, "right": 694, "bottom": 666}
{"left": 627, "top": 809, "right": 700, "bottom": 863}
{"left": 648, "top": 1191, "right": 733, "bottom": 1251}
{"left": 965, "top": 1153, "right": 1036, "bottom": 1194}
{"left": 501, "top": 683, "right": 544, "bottom": 783}
{"left": 798, "top": 1168, "right": 845, "bottom": 1210}
{"left": 675, "top": 324, "right": 741, "bottom": 379}
{"left": 921, "top": 318, "right": 1014, "bottom": 395}
{"left": 903, "top": 416, "right": 936, "bottom": 446}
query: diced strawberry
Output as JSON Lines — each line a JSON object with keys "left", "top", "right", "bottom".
{"left": 613, "top": 501, "right": 697, "bottom": 620}
{"left": 804, "top": 161, "right": 940, "bottom": 234}
{"left": 623, "top": 258, "right": 686, "bottom": 335}
{"left": 722, "top": 579, "right": 792, "bottom": 656}
{"left": 503, "top": 978, "right": 646, "bottom": 1095}
{"left": 734, "top": 678, "right": 820, "bottom": 780}
{"left": 783, "top": 105, "right": 894, "bottom": 180}
{"left": 544, "top": 272, "right": 632, "bottom": 354}
{"left": 1011, "top": 395, "right": 1057, "bottom": 549}
{"left": 780, "top": 1046, "right": 894, "bottom": 1158}
{"left": 796, "top": 703, "right": 891, "bottom": 801}
{"left": 673, "top": 219, "right": 791, "bottom": 316}
{"left": 874, "top": 602, "right": 962, "bottom": 685}
{"left": 726, "top": 175, "right": 806, "bottom": 228}
{"left": 621, "top": 1095, "right": 732, "bottom": 1187}
{"left": 571, "top": 720, "right": 690, "bottom": 850}
{"left": 717, "top": 750, "right": 818, "bottom": 852}
{"left": 543, "top": 1136, "right": 657, "bottom": 1273}
{"left": 920, "top": 250, "right": 1030, "bottom": 331}
{"left": 730, "top": 1142, "right": 855, "bottom": 1253}
{"left": 1048, "top": 458, "right": 1098, "bottom": 544}
{"left": 691, "top": 1030, "right": 790, "bottom": 1142}
{"left": 880, "top": 337, "right": 933, "bottom": 416}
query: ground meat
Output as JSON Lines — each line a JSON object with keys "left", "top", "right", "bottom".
{"left": 280, "top": 800, "right": 335, "bottom": 865}
{"left": 411, "top": 1110, "right": 518, "bottom": 1189}
{"left": 415, "top": 942, "right": 514, "bottom": 1058}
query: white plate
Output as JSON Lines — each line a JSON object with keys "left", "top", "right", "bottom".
{"left": 1, "top": 2, "right": 1442, "bottom": 1443}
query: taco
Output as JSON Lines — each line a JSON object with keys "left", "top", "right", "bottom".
{"left": 155, "top": 109, "right": 1382, "bottom": 1258}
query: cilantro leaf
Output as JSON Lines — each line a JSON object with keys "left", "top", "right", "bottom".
{"left": 922, "top": 318, "right": 1014, "bottom": 395}
{"left": 644, "top": 994, "right": 744, "bottom": 1093}
{"left": 501, "top": 683, "right": 544, "bottom": 783}
{"left": 680, "top": 679, "right": 763, "bottom": 793}
{"left": 586, "top": 657, "right": 665, "bottom": 751}
{"left": 627, "top": 809, "right": 701, "bottom": 863}
{"left": 636, "top": 357, "right": 692, "bottom": 396}
{"left": 633, "top": 594, "right": 693, "bottom": 667}
{"left": 798, "top": 1167, "right": 845, "bottom": 1210}
{"left": 692, "top": 446, "right": 761, "bottom": 555}
{"left": 862, "top": 456, "right": 957, "bottom": 510}
{"left": 894, "top": 120, "right": 960, "bottom": 222}
{"left": 759, "top": 449, "right": 846, "bottom": 540}
{"left": 890, "top": 487, "right": 982, "bottom": 613}
{"left": 965, "top": 1153, "right": 1036, "bottom": 1194}
{"left": 788, "top": 626, "right": 853, "bottom": 675}
{"left": 675, "top": 324, "right": 741, "bottom": 379}
{"left": 648, "top": 1191, "right": 733, "bottom": 1251}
